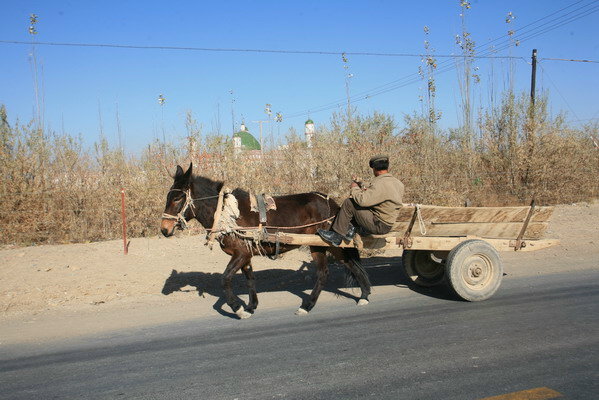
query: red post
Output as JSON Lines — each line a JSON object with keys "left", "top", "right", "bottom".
{"left": 121, "top": 188, "right": 128, "bottom": 255}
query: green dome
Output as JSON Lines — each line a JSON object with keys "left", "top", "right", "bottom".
{"left": 305, "top": 119, "right": 314, "bottom": 124}
{"left": 233, "top": 130, "right": 261, "bottom": 150}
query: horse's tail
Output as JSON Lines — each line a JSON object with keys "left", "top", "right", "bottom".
{"left": 342, "top": 247, "right": 371, "bottom": 290}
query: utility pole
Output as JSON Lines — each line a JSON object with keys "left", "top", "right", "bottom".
{"left": 530, "top": 49, "right": 538, "bottom": 106}
{"left": 265, "top": 103, "right": 273, "bottom": 147}
{"left": 525, "top": 49, "right": 539, "bottom": 188}
{"left": 252, "top": 120, "right": 270, "bottom": 157}
{"left": 230, "top": 90, "right": 236, "bottom": 135}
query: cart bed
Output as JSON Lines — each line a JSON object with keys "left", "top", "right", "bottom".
{"left": 261, "top": 204, "right": 558, "bottom": 252}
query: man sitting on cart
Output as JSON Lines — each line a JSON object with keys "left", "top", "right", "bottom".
{"left": 318, "top": 155, "right": 404, "bottom": 246}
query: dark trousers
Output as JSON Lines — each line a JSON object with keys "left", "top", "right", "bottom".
{"left": 331, "top": 198, "right": 393, "bottom": 236}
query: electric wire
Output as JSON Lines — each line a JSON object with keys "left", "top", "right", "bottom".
{"left": 1, "top": 0, "right": 596, "bottom": 121}
{"left": 539, "top": 63, "right": 582, "bottom": 122}
{"left": 0, "top": 39, "right": 527, "bottom": 59}
{"left": 541, "top": 57, "right": 599, "bottom": 63}
{"left": 283, "top": 1, "right": 599, "bottom": 119}
{"left": 284, "top": 1, "right": 599, "bottom": 117}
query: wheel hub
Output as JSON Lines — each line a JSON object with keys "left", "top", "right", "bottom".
{"left": 463, "top": 255, "right": 493, "bottom": 288}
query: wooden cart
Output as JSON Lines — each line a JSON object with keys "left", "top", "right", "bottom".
{"left": 261, "top": 202, "right": 558, "bottom": 302}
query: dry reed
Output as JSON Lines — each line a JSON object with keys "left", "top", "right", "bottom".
{"left": 0, "top": 93, "right": 597, "bottom": 247}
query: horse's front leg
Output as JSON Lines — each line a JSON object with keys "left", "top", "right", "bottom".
{"left": 296, "top": 247, "right": 329, "bottom": 315}
{"left": 222, "top": 253, "right": 253, "bottom": 319}
{"left": 241, "top": 262, "right": 258, "bottom": 313}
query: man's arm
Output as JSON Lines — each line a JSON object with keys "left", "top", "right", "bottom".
{"left": 350, "top": 180, "right": 387, "bottom": 207}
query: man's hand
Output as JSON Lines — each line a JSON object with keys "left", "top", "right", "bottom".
{"left": 350, "top": 180, "right": 360, "bottom": 189}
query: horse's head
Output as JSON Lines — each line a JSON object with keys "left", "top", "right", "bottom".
{"left": 161, "top": 162, "right": 194, "bottom": 237}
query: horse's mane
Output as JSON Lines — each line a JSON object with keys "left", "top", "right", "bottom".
{"left": 190, "top": 174, "right": 249, "bottom": 198}
{"left": 189, "top": 174, "right": 329, "bottom": 201}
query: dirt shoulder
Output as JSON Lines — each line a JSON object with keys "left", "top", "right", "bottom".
{"left": 1, "top": 202, "right": 597, "bottom": 345}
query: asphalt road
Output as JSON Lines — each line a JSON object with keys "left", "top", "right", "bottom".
{"left": 1, "top": 270, "right": 598, "bottom": 400}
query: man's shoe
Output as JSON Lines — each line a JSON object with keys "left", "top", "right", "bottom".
{"left": 343, "top": 224, "right": 357, "bottom": 241}
{"left": 317, "top": 229, "right": 343, "bottom": 247}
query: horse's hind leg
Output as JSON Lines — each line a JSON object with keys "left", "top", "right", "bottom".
{"left": 330, "top": 247, "right": 371, "bottom": 305}
{"left": 241, "top": 262, "right": 258, "bottom": 313}
{"left": 222, "top": 253, "right": 253, "bottom": 319}
{"left": 296, "top": 247, "right": 329, "bottom": 315}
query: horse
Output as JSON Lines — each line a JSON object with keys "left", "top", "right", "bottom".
{"left": 160, "top": 163, "right": 371, "bottom": 319}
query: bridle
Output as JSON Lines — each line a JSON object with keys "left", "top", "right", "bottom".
{"left": 161, "top": 188, "right": 219, "bottom": 229}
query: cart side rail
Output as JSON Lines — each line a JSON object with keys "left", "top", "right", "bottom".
{"left": 392, "top": 204, "right": 554, "bottom": 240}
{"left": 261, "top": 232, "right": 559, "bottom": 252}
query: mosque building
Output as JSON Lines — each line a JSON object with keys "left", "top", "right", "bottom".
{"left": 233, "top": 122, "right": 261, "bottom": 157}
{"left": 232, "top": 119, "right": 315, "bottom": 157}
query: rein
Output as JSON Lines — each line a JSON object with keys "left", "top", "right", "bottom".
{"left": 205, "top": 216, "right": 334, "bottom": 234}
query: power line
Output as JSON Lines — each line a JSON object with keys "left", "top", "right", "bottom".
{"left": 539, "top": 63, "right": 581, "bottom": 122}
{"left": 286, "top": 1, "right": 599, "bottom": 118}
{"left": 0, "top": 39, "right": 525, "bottom": 60}
{"left": 541, "top": 57, "right": 599, "bottom": 63}
{"left": 1, "top": 1, "right": 596, "bottom": 121}
{"left": 283, "top": 0, "right": 599, "bottom": 119}
{"left": 2, "top": 1, "right": 596, "bottom": 62}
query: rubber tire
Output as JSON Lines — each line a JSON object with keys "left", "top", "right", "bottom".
{"left": 402, "top": 249, "right": 446, "bottom": 287}
{"left": 445, "top": 239, "right": 503, "bottom": 301}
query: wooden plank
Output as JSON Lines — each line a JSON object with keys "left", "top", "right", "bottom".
{"left": 396, "top": 206, "right": 417, "bottom": 221}
{"left": 389, "top": 221, "right": 549, "bottom": 239}
{"left": 516, "top": 239, "right": 560, "bottom": 251}
{"left": 395, "top": 205, "right": 554, "bottom": 223}
{"left": 263, "top": 233, "right": 355, "bottom": 248}
{"left": 409, "top": 237, "right": 559, "bottom": 252}
{"left": 263, "top": 233, "right": 396, "bottom": 249}
{"left": 261, "top": 233, "right": 559, "bottom": 252}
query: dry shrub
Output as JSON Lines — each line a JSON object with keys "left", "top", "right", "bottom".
{"left": 0, "top": 94, "right": 597, "bottom": 247}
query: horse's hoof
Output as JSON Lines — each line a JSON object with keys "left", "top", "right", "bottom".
{"left": 236, "top": 308, "right": 252, "bottom": 319}
{"left": 295, "top": 307, "right": 309, "bottom": 316}
{"left": 357, "top": 299, "right": 369, "bottom": 306}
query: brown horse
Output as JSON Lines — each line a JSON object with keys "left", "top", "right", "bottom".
{"left": 160, "top": 163, "right": 371, "bottom": 318}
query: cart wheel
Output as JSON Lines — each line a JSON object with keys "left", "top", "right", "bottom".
{"left": 402, "top": 250, "right": 446, "bottom": 287}
{"left": 445, "top": 240, "right": 503, "bottom": 301}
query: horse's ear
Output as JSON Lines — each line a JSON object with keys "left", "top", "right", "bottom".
{"left": 183, "top": 162, "right": 193, "bottom": 181}
{"left": 175, "top": 165, "right": 184, "bottom": 178}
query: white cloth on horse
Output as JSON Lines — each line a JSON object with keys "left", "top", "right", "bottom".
{"left": 216, "top": 190, "right": 240, "bottom": 234}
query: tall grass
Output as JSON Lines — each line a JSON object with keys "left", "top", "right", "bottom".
{"left": 0, "top": 92, "right": 597, "bottom": 246}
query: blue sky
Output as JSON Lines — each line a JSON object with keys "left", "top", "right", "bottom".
{"left": 1, "top": 0, "right": 598, "bottom": 153}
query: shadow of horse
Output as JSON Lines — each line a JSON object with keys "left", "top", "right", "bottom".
{"left": 162, "top": 255, "right": 457, "bottom": 318}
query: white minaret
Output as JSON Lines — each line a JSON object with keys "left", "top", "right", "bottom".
{"left": 233, "top": 123, "right": 247, "bottom": 154}
{"left": 305, "top": 119, "right": 315, "bottom": 148}
{"left": 233, "top": 135, "right": 241, "bottom": 152}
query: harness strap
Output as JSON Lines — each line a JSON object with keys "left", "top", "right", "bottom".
{"left": 161, "top": 189, "right": 220, "bottom": 228}
{"left": 205, "top": 216, "right": 334, "bottom": 233}
{"left": 161, "top": 213, "right": 179, "bottom": 221}
{"left": 206, "top": 187, "right": 226, "bottom": 249}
